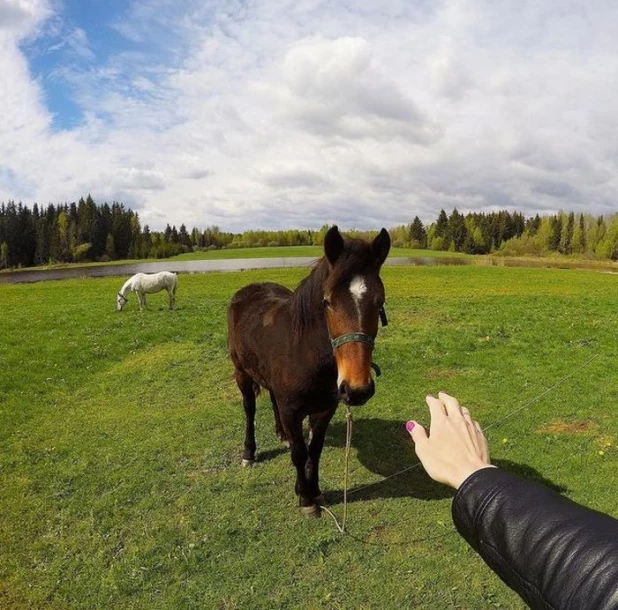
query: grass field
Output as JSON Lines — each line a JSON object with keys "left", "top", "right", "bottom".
{"left": 1, "top": 265, "right": 617, "bottom": 609}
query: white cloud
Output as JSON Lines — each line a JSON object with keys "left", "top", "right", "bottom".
{"left": 46, "top": 26, "right": 94, "bottom": 60}
{"left": 114, "top": 168, "right": 167, "bottom": 191}
{"left": 263, "top": 36, "right": 442, "bottom": 144}
{"left": 0, "top": 0, "right": 50, "bottom": 36}
{"left": 1, "top": 0, "right": 618, "bottom": 230}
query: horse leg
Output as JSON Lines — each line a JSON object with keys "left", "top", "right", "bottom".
{"left": 235, "top": 368, "right": 257, "bottom": 466}
{"left": 280, "top": 410, "right": 317, "bottom": 515}
{"left": 269, "top": 391, "right": 288, "bottom": 446}
{"left": 137, "top": 291, "right": 144, "bottom": 311}
{"left": 307, "top": 409, "right": 336, "bottom": 505}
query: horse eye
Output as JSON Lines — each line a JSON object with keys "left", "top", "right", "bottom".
{"left": 323, "top": 297, "right": 331, "bottom": 308}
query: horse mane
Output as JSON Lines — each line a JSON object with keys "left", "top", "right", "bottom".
{"left": 291, "top": 238, "right": 375, "bottom": 337}
{"left": 291, "top": 258, "right": 329, "bottom": 336}
{"left": 120, "top": 276, "right": 134, "bottom": 295}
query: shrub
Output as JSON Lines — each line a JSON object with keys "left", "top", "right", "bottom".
{"left": 430, "top": 237, "right": 444, "bottom": 251}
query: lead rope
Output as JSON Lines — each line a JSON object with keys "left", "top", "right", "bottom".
{"left": 320, "top": 351, "right": 600, "bottom": 536}
{"left": 320, "top": 405, "right": 353, "bottom": 533}
{"left": 342, "top": 406, "right": 353, "bottom": 531}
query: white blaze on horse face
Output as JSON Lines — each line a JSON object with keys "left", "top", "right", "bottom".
{"left": 349, "top": 275, "right": 367, "bottom": 323}
{"left": 335, "top": 276, "right": 369, "bottom": 389}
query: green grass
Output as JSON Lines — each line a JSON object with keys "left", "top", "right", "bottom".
{"left": 167, "top": 245, "right": 469, "bottom": 261}
{"left": 1, "top": 266, "right": 617, "bottom": 609}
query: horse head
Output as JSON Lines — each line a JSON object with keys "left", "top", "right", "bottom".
{"left": 322, "top": 226, "right": 390, "bottom": 406}
{"left": 116, "top": 292, "right": 128, "bottom": 311}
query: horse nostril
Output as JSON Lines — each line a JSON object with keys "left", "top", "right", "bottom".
{"left": 338, "top": 381, "right": 350, "bottom": 401}
{"left": 339, "top": 381, "right": 375, "bottom": 406}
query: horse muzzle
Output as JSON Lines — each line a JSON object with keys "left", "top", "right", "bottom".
{"left": 338, "top": 379, "right": 375, "bottom": 406}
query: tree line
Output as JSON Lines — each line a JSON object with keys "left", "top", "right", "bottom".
{"left": 389, "top": 209, "right": 618, "bottom": 258}
{"left": 2, "top": 196, "right": 618, "bottom": 269}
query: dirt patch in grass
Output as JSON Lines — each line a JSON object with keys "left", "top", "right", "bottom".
{"left": 537, "top": 419, "right": 596, "bottom": 435}
{"left": 368, "top": 525, "right": 390, "bottom": 542}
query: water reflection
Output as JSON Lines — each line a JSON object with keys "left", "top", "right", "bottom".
{"left": 1, "top": 255, "right": 616, "bottom": 285}
{"left": 0, "top": 257, "right": 320, "bottom": 284}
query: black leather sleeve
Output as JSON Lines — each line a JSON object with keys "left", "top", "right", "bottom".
{"left": 452, "top": 467, "right": 618, "bottom": 610}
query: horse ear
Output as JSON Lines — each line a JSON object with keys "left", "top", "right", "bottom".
{"left": 324, "top": 225, "right": 344, "bottom": 265}
{"left": 371, "top": 228, "right": 391, "bottom": 266}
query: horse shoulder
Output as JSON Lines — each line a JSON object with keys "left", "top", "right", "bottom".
{"left": 128, "top": 274, "right": 141, "bottom": 291}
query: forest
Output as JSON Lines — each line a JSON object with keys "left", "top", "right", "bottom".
{"left": 1, "top": 195, "right": 618, "bottom": 269}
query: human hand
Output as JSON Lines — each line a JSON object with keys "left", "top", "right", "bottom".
{"left": 406, "top": 392, "right": 495, "bottom": 489}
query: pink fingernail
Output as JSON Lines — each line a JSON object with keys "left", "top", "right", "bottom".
{"left": 406, "top": 421, "right": 415, "bottom": 432}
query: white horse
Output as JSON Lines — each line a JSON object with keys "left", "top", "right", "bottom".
{"left": 116, "top": 272, "right": 178, "bottom": 311}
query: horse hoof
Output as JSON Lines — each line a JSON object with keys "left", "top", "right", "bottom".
{"left": 314, "top": 494, "right": 326, "bottom": 507}
{"left": 300, "top": 504, "right": 321, "bottom": 518}
{"left": 241, "top": 459, "right": 255, "bottom": 468}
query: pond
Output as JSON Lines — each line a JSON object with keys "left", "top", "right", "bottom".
{"left": 0, "top": 256, "right": 472, "bottom": 284}
{"left": 0, "top": 255, "right": 615, "bottom": 284}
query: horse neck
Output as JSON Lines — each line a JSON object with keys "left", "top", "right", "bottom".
{"left": 291, "top": 259, "right": 329, "bottom": 341}
{"left": 120, "top": 277, "right": 133, "bottom": 296}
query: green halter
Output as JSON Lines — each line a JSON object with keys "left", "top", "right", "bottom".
{"left": 329, "top": 307, "right": 387, "bottom": 377}
{"left": 330, "top": 332, "right": 375, "bottom": 350}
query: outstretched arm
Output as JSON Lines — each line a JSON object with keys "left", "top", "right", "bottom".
{"left": 407, "top": 393, "right": 618, "bottom": 610}
{"left": 452, "top": 466, "right": 618, "bottom": 610}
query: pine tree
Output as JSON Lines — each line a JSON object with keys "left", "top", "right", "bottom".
{"left": 446, "top": 208, "right": 467, "bottom": 251}
{"left": 559, "top": 212, "right": 574, "bottom": 254}
{"left": 0, "top": 241, "right": 8, "bottom": 269}
{"left": 142, "top": 225, "right": 152, "bottom": 258}
{"left": 95, "top": 203, "right": 112, "bottom": 258}
{"left": 526, "top": 214, "right": 541, "bottom": 236}
{"left": 111, "top": 203, "right": 132, "bottom": 258}
{"left": 548, "top": 216, "right": 561, "bottom": 251}
{"left": 435, "top": 210, "right": 448, "bottom": 238}
{"left": 408, "top": 216, "right": 427, "bottom": 248}
{"left": 164, "top": 224, "right": 173, "bottom": 242}
{"left": 105, "top": 233, "right": 116, "bottom": 260}
{"left": 191, "top": 227, "right": 202, "bottom": 247}
{"left": 579, "top": 214, "right": 587, "bottom": 252}
{"left": 179, "top": 224, "right": 192, "bottom": 248}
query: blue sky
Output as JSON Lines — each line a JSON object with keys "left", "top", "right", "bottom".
{"left": 23, "top": 0, "right": 132, "bottom": 128}
{"left": 22, "top": 0, "right": 191, "bottom": 129}
{"left": 1, "top": 0, "right": 618, "bottom": 231}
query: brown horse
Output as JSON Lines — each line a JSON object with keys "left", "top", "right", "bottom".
{"left": 227, "top": 226, "right": 390, "bottom": 515}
